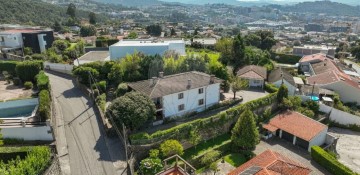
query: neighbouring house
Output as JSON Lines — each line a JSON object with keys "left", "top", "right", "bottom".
{"left": 262, "top": 111, "right": 328, "bottom": 152}
{"left": 298, "top": 53, "right": 334, "bottom": 75}
{"left": 301, "top": 54, "right": 360, "bottom": 103}
{"left": 228, "top": 149, "right": 311, "bottom": 175}
{"left": 128, "top": 71, "right": 222, "bottom": 122}
{"left": 236, "top": 65, "right": 267, "bottom": 88}
{"left": 74, "top": 51, "right": 110, "bottom": 66}
{"left": 0, "top": 29, "right": 54, "bottom": 54}
{"left": 293, "top": 45, "right": 336, "bottom": 57}
{"left": 109, "top": 39, "right": 186, "bottom": 60}
{"left": 268, "top": 68, "right": 298, "bottom": 95}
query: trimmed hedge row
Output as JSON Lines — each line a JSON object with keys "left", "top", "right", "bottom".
{"left": 39, "top": 90, "right": 51, "bottom": 121}
{"left": 15, "top": 60, "right": 44, "bottom": 82}
{"left": 0, "top": 61, "right": 18, "bottom": 76}
{"left": 130, "top": 92, "right": 277, "bottom": 145}
{"left": 264, "top": 83, "right": 279, "bottom": 93}
{"left": 271, "top": 53, "right": 301, "bottom": 64}
{"left": 36, "top": 71, "right": 50, "bottom": 91}
{"left": 311, "top": 146, "right": 358, "bottom": 175}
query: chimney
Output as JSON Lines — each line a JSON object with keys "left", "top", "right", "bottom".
{"left": 187, "top": 79, "right": 192, "bottom": 88}
{"left": 210, "top": 75, "right": 215, "bottom": 84}
{"left": 159, "top": 72, "right": 164, "bottom": 78}
{"left": 150, "top": 77, "right": 157, "bottom": 86}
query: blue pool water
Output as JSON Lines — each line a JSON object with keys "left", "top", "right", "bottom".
{"left": 310, "top": 96, "right": 320, "bottom": 101}
{"left": 0, "top": 105, "right": 36, "bottom": 118}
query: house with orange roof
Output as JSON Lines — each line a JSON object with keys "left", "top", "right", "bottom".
{"left": 228, "top": 149, "right": 311, "bottom": 175}
{"left": 262, "top": 111, "right": 328, "bottom": 152}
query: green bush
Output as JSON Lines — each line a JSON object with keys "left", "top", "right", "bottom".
{"left": 38, "top": 90, "right": 51, "bottom": 121}
{"left": 15, "top": 61, "right": 43, "bottom": 82}
{"left": 0, "top": 61, "right": 18, "bottom": 76}
{"left": 24, "top": 82, "right": 33, "bottom": 90}
{"left": 200, "top": 150, "right": 221, "bottom": 167}
{"left": 139, "top": 157, "right": 163, "bottom": 175}
{"left": 311, "top": 146, "right": 357, "bottom": 175}
{"left": 93, "top": 80, "right": 106, "bottom": 93}
{"left": 264, "top": 83, "right": 278, "bottom": 93}
{"left": 272, "top": 53, "right": 301, "bottom": 64}
{"left": 95, "top": 93, "right": 106, "bottom": 112}
{"left": 160, "top": 139, "right": 183, "bottom": 157}
{"left": 130, "top": 92, "right": 277, "bottom": 145}
{"left": 0, "top": 146, "right": 51, "bottom": 175}
{"left": 116, "top": 83, "right": 128, "bottom": 97}
{"left": 73, "top": 66, "right": 99, "bottom": 85}
{"left": 36, "top": 71, "right": 50, "bottom": 91}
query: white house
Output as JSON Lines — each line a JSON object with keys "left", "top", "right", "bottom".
{"left": 236, "top": 65, "right": 267, "bottom": 88}
{"left": 0, "top": 31, "right": 23, "bottom": 49}
{"left": 268, "top": 68, "right": 298, "bottom": 95}
{"left": 263, "top": 110, "right": 328, "bottom": 152}
{"left": 293, "top": 45, "right": 336, "bottom": 57}
{"left": 109, "top": 39, "right": 186, "bottom": 60}
{"left": 128, "top": 71, "right": 222, "bottom": 120}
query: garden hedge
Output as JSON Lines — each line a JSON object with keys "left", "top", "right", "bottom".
{"left": 36, "top": 71, "right": 50, "bottom": 91}
{"left": 271, "top": 53, "right": 301, "bottom": 64}
{"left": 264, "top": 83, "right": 278, "bottom": 93}
{"left": 0, "top": 61, "right": 18, "bottom": 76}
{"left": 38, "top": 90, "right": 51, "bottom": 121}
{"left": 311, "top": 146, "right": 357, "bottom": 175}
{"left": 15, "top": 60, "right": 43, "bottom": 82}
{"left": 130, "top": 92, "right": 277, "bottom": 145}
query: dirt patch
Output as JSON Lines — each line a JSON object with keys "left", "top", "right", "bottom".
{"left": 0, "top": 80, "right": 34, "bottom": 101}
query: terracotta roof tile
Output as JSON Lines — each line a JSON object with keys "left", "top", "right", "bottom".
{"left": 266, "top": 111, "right": 327, "bottom": 141}
{"left": 228, "top": 150, "right": 311, "bottom": 175}
{"left": 299, "top": 53, "right": 328, "bottom": 63}
{"left": 268, "top": 68, "right": 295, "bottom": 86}
{"left": 237, "top": 65, "right": 267, "bottom": 80}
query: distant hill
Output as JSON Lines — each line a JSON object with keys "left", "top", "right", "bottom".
{"left": 0, "top": 0, "right": 108, "bottom": 27}
{"left": 90, "top": 0, "right": 162, "bottom": 7}
{"left": 277, "top": 1, "right": 360, "bottom": 17}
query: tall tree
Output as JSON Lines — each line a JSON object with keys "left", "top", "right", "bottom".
{"left": 89, "top": 12, "right": 96, "bottom": 25}
{"left": 230, "top": 76, "right": 248, "bottom": 99}
{"left": 232, "top": 34, "right": 246, "bottom": 70}
{"left": 66, "top": 3, "right": 76, "bottom": 18}
{"left": 80, "top": 25, "right": 97, "bottom": 37}
{"left": 146, "top": 24, "right": 162, "bottom": 36}
{"left": 53, "top": 21, "right": 63, "bottom": 32}
{"left": 231, "top": 109, "right": 259, "bottom": 150}
{"left": 170, "top": 28, "right": 176, "bottom": 36}
{"left": 277, "top": 84, "right": 288, "bottom": 103}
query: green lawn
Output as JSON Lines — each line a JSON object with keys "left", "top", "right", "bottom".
{"left": 223, "top": 153, "right": 247, "bottom": 167}
{"left": 182, "top": 133, "right": 231, "bottom": 160}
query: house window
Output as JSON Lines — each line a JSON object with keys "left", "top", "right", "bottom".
{"left": 198, "top": 88, "right": 204, "bottom": 94}
{"left": 178, "top": 93, "right": 184, "bottom": 99}
{"left": 198, "top": 99, "right": 204, "bottom": 106}
{"left": 254, "top": 80, "right": 261, "bottom": 84}
{"left": 178, "top": 104, "right": 185, "bottom": 111}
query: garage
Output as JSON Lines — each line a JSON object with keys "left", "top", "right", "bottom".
{"left": 262, "top": 111, "right": 328, "bottom": 152}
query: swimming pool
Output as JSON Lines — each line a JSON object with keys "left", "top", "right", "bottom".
{"left": 309, "top": 96, "right": 320, "bottom": 101}
{"left": 0, "top": 98, "right": 38, "bottom": 119}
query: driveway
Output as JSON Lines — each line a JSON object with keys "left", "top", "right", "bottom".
{"left": 48, "top": 72, "right": 126, "bottom": 175}
{"left": 255, "top": 137, "right": 330, "bottom": 175}
{"left": 223, "top": 88, "right": 269, "bottom": 103}
{"left": 328, "top": 127, "right": 360, "bottom": 173}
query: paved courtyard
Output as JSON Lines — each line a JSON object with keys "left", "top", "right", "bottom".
{"left": 255, "top": 137, "right": 330, "bottom": 175}
{"left": 328, "top": 127, "right": 360, "bottom": 173}
{"left": 223, "top": 88, "right": 269, "bottom": 103}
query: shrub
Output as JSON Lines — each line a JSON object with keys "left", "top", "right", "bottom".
{"left": 93, "top": 80, "right": 106, "bottom": 93}
{"left": 73, "top": 66, "right": 99, "bottom": 85}
{"left": 36, "top": 71, "right": 50, "bottom": 91}
{"left": 303, "top": 100, "right": 320, "bottom": 114}
{"left": 160, "top": 139, "right": 183, "bottom": 157}
{"left": 311, "top": 146, "right": 356, "bottom": 175}
{"left": 38, "top": 90, "right": 51, "bottom": 121}
{"left": 116, "top": 83, "right": 128, "bottom": 97}
{"left": 200, "top": 150, "right": 221, "bottom": 166}
{"left": 149, "top": 149, "right": 160, "bottom": 158}
{"left": 139, "top": 157, "right": 163, "bottom": 175}
{"left": 0, "top": 61, "right": 18, "bottom": 76}
{"left": 15, "top": 61, "right": 43, "bottom": 82}
{"left": 264, "top": 83, "right": 278, "bottom": 93}
{"left": 271, "top": 53, "right": 301, "bottom": 64}
{"left": 277, "top": 84, "right": 288, "bottom": 103}
{"left": 31, "top": 54, "right": 46, "bottom": 60}
{"left": 24, "top": 82, "right": 33, "bottom": 90}
{"left": 95, "top": 93, "right": 106, "bottom": 112}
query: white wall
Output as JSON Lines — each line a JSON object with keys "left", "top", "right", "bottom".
{"left": 1, "top": 125, "right": 54, "bottom": 141}
{"left": 0, "top": 33, "right": 23, "bottom": 48}
{"left": 273, "top": 80, "right": 296, "bottom": 95}
{"left": 44, "top": 62, "right": 74, "bottom": 75}
{"left": 330, "top": 108, "right": 360, "bottom": 126}
{"left": 320, "top": 81, "right": 360, "bottom": 104}
{"left": 309, "top": 128, "right": 328, "bottom": 152}
{"left": 110, "top": 45, "right": 169, "bottom": 60}
{"left": 168, "top": 42, "right": 186, "bottom": 55}
{"left": 319, "top": 103, "right": 332, "bottom": 114}
{"left": 162, "top": 83, "right": 220, "bottom": 118}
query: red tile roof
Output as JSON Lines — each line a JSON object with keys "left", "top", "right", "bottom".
{"left": 237, "top": 65, "right": 267, "bottom": 80}
{"left": 264, "top": 111, "right": 327, "bottom": 141}
{"left": 307, "top": 70, "right": 360, "bottom": 90}
{"left": 228, "top": 149, "right": 311, "bottom": 175}
{"left": 299, "top": 53, "right": 327, "bottom": 63}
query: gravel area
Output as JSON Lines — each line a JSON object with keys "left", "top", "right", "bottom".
{"left": 0, "top": 80, "right": 33, "bottom": 101}
{"left": 328, "top": 127, "right": 360, "bottom": 173}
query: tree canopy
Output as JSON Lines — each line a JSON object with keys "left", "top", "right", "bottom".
{"left": 66, "top": 3, "right": 76, "bottom": 18}
{"left": 106, "top": 92, "right": 156, "bottom": 130}
{"left": 146, "top": 24, "right": 162, "bottom": 36}
{"left": 231, "top": 109, "right": 259, "bottom": 150}
{"left": 159, "top": 139, "right": 183, "bottom": 157}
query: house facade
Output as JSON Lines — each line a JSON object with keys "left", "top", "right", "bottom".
{"left": 268, "top": 68, "right": 298, "bottom": 95}
{"left": 128, "top": 71, "right": 222, "bottom": 121}
{"left": 236, "top": 65, "right": 267, "bottom": 88}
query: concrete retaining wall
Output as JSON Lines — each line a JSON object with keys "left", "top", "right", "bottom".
{"left": 44, "top": 62, "right": 73, "bottom": 75}
{"left": 2, "top": 125, "right": 54, "bottom": 141}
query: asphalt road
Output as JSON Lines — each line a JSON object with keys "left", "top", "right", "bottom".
{"left": 48, "top": 72, "right": 125, "bottom": 175}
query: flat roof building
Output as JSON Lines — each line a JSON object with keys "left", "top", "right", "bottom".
{"left": 109, "top": 39, "right": 186, "bottom": 60}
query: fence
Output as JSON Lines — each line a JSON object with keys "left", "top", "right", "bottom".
{"left": 44, "top": 62, "right": 74, "bottom": 75}
{"left": 319, "top": 103, "right": 360, "bottom": 126}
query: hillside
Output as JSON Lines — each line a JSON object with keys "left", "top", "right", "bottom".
{"left": 91, "top": 0, "right": 162, "bottom": 7}
{"left": 275, "top": 1, "right": 360, "bottom": 16}
{"left": 0, "top": 0, "right": 109, "bottom": 27}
